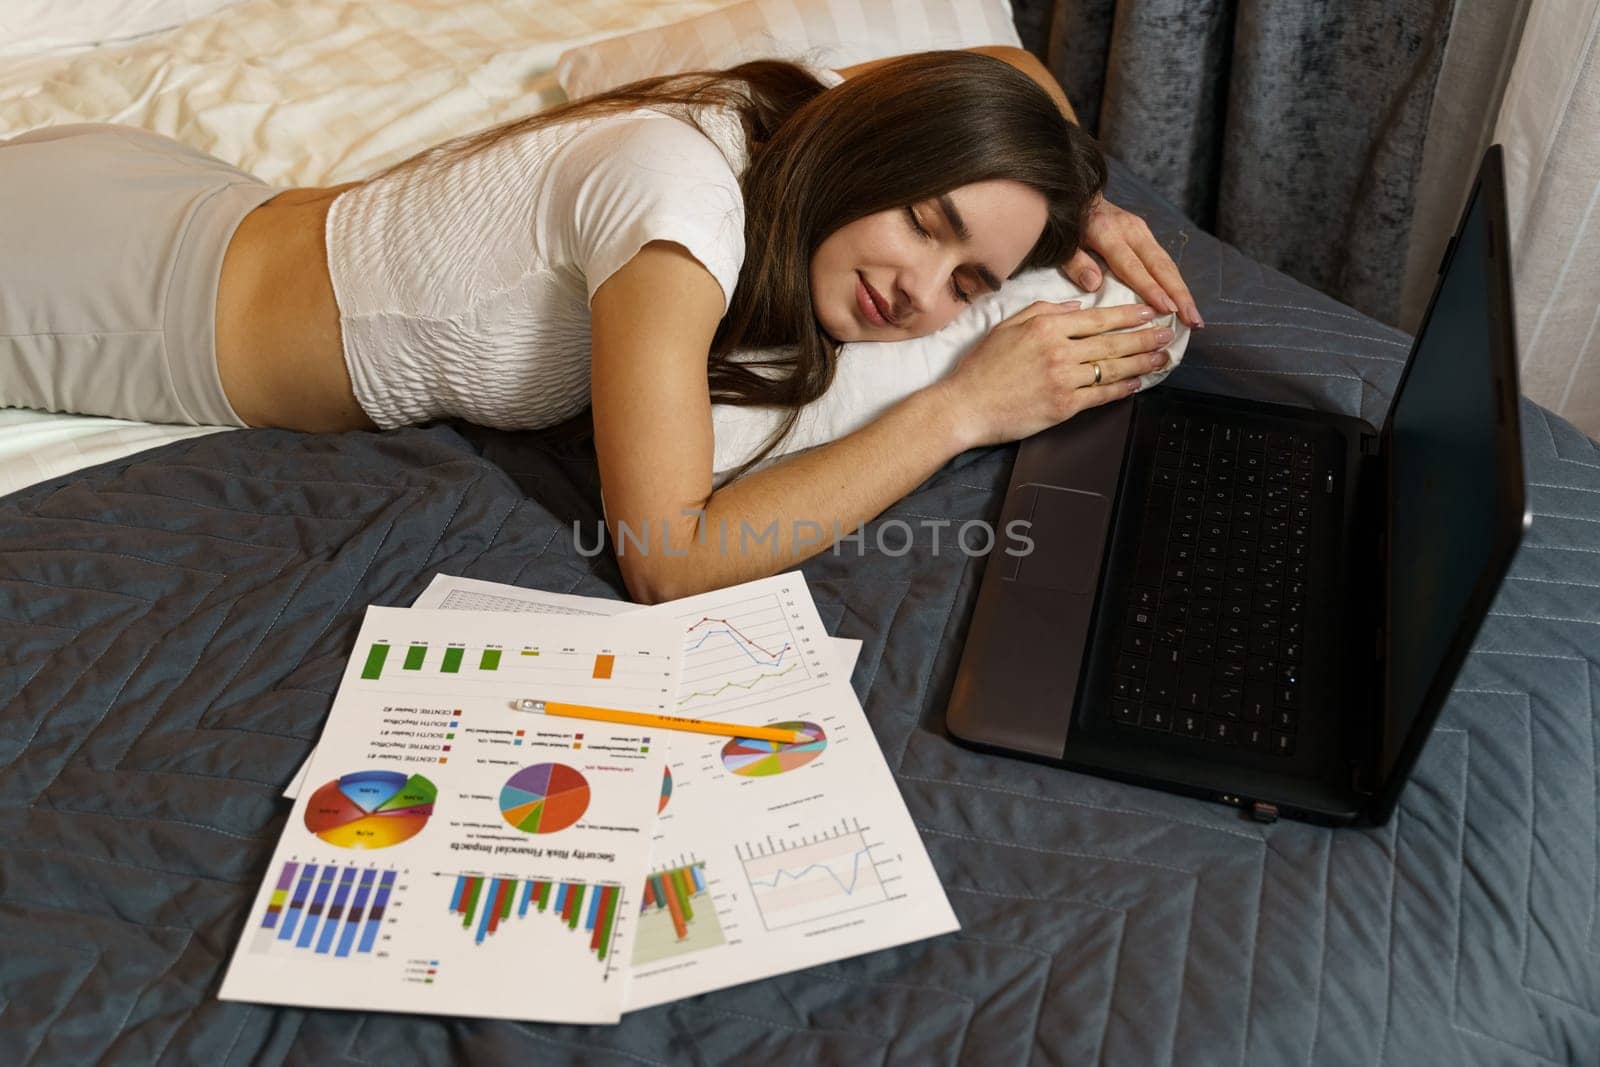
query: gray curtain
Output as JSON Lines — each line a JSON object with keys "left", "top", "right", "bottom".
{"left": 1038, "top": 0, "right": 1467, "bottom": 329}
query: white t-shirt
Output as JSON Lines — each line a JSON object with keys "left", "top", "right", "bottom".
{"left": 324, "top": 66, "right": 845, "bottom": 431}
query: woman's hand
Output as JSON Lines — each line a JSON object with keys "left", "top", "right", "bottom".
{"left": 1062, "top": 194, "right": 1204, "bottom": 330}
{"left": 933, "top": 299, "right": 1174, "bottom": 450}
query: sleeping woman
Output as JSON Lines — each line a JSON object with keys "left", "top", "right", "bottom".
{"left": 0, "top": 47, "right": 1199, "bottom": 603}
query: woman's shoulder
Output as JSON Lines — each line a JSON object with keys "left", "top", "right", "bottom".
{"left": 550, "top": 103, "right": 747, "bottom": 185}
{"left": 554, "top": 109, "right": 747, "bottom": 314}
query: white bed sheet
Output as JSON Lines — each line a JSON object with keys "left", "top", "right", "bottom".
{"left": 0, "top": 411, "right": 230, "bottom": 497}
{"left": 0, "top": 0, "right": 738, "bottom": 495}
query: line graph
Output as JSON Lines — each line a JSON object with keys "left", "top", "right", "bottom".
{"left": 674, "top": 591, "right": 827, "bottom": 713}
{"left": 685, "top": 617, "right": 792, "bottom": 665}
{"left": 736, "top": 818, "right": 894, "bottom": 929}
{"left": 676, "top": 661, "right": 800, "bottom": 705}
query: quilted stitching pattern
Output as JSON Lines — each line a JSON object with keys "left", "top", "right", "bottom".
{"left": 1, "top": 162, "right": 1597, "bottom": 1063}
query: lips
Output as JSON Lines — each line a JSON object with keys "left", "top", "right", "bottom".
{"left": 858, "top": 273, "right": 897, "bottom": 327}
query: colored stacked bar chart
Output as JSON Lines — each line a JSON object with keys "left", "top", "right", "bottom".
{"left": 447, "top": 874, "right": 623, "bottom": 962}
{"left": 253, "top": 861, "right": 399, "bottom": 959}
{"left": 631, "top": 860, "right": 727, "bottom": 966}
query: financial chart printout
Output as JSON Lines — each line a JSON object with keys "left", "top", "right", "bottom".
{"left": 621, "top": 573, "right": 958, "bottom": 1008}
{"left": 221, "top": 607, "right": 681, "bottom": 1024}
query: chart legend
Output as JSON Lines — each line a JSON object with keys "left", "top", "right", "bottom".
{"left": 251, "top": 861, "right": 400, "bottom": 958}
{"left": 498, "top": 763, "right": 590, "bottom": 834}
{"left": 631, "top": 859, "right": 727, "bottom": 966}
{"left": 304, "top": 770, "right": 436, "bottom": 849}
{"left": 721, "top": 721, "right": 828, "bottom": 777}
{"left": 446, "top": 874, "right": 623, "bottom": 962}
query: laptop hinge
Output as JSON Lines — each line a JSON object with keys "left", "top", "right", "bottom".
{"left": 1358, "top": 441, "right": 1387, "bottom": 802}
{"left": 1352, "top": 622, "right": 1384, "bottom": 799}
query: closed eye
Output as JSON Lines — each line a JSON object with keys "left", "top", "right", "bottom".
{"left": 905, "top": 205, "right": 972, "bottom": 304}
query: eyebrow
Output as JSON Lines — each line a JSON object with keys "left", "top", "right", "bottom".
{"left": 935, "top": 193, "right": 1003, "bottom": 293}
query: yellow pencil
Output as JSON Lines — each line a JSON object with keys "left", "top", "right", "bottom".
{"left": 515, "top": 699, "right": 806, "bottom": 745}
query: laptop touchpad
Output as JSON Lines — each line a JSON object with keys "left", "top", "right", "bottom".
{"left": 1010, "top": 484, "right": 1113, "bottom": 594}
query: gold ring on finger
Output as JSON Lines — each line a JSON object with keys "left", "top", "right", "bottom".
{"left": 1091, "top": 361, "right": 1103, "bottom": 385}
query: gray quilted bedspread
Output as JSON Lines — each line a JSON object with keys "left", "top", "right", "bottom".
{"left": 3, "top": 161, "right": 1598, "bottom": 1065}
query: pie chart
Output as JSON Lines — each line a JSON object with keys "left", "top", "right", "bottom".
{"left": 499, "top": 763, "right": 590, "bottom": 834}
{"left": 659, "top": 765, "right": 673, "bottom": 813}
{"left": 721, "top": 721, "right": 828, "bottom": 777}
{"left": 304, "top": 769, "right": 436, "bottom": 849}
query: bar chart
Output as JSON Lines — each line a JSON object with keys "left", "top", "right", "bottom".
{"left": 631, "top": 859, "right": 727, "bottom": 966}
{"left": 737, "top": 819, "right": 890, "bottom": 930}
{"left": 446, "top": 873, "right": 623, "bottom": 963}
{"left": 251, "top": 861, "right": 400, "bottom": 959}
{"left": 360, "top": 641, "right": 623, "bottom": 682}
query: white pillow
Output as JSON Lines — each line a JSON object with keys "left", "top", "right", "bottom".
{"left": 0, "top": 0, "right": 244, "bottom": 58}
{"left": 709, "top": 270, "right": 1190, "bottom": 487}
{"left": 555, "top": 0, "right": 1022, "bottom": 99}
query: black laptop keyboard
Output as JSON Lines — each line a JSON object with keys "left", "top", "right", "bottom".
{"left": 1110, "top": 416, "right": 1326, "bottom": 757}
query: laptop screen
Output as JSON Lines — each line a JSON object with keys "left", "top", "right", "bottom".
{"left": 1381, "top": 157, "right": 1522, "bottom": 784}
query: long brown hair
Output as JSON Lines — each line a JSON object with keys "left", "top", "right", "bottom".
{"left": 374, "top": 51, "right": 1108, "bottom": 485}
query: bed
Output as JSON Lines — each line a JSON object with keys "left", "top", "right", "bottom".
{"left": 4, "top": 1, "right": 1600, "bottom": 1063}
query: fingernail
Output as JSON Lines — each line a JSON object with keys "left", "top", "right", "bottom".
{"left": 1156, "top": 328, "right": 1175, "bottom": 343}
{"left": 1153, "top": 349, "right": 1170, "bottom": 367}
{"left": 1162, "top": 296, "right": 1179, "bottom": 314}
{"left": 1084, "top": 271, "right": 1100, "bottom": 288}
{"left": 1187, "top": 305, "right": 1205, "bottom": 328}
{"left": 1059, "top": 299, "right": 1082, "bottom": 308}
{"left": 1136, "top": 306, "right": 1155, "bottom": 321}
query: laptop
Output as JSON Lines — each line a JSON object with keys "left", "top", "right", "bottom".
{"left": 946, "top": 145, "right": 1528, "bottom": 827}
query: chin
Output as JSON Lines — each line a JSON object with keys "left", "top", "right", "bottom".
{"left": 813, "top": 303, "right": 847, "bottom": 343}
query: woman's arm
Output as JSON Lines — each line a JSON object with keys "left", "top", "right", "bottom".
{"left": 589, "top": 240, "right": 969, "bottom": 604}
{"left": 590, "top": 241, "right": 1169, "bottom": 604}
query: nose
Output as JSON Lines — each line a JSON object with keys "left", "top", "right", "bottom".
{"left": 898, "top": 253, "right": 958, "bottom": 326}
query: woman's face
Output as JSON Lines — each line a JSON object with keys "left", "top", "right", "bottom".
{"left": 809, "top": 178, "right": 1049, "bottom": 343}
